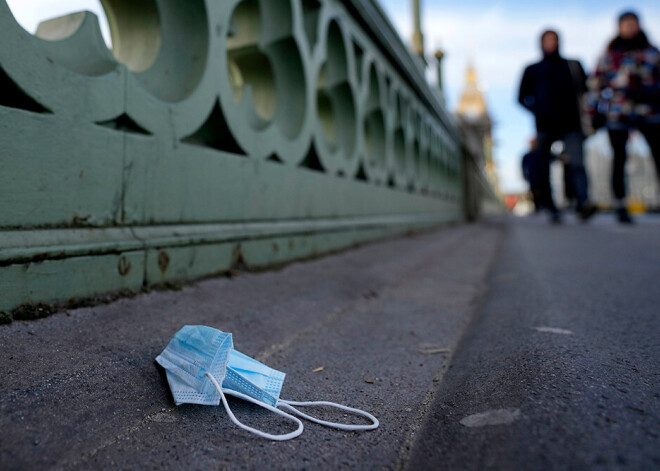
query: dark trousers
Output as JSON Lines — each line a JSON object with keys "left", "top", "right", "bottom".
{"left": 537, "top": 131, "right": 588, "bottom": 211}
{"left": 530, "top": 153, "right": 558, "bottom": 215}
{"left": 530, "top": 189, "right": 544, "bottom": 212}
{"left": 608, "top": 124, "right": 660, "bottom": 200}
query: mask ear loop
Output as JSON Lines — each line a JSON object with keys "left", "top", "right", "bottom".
{"left": 204, "top": 373, "right": 304, "bottom": 441}
{"left": 277, "top": 399, "right": 379, "bottom": 431}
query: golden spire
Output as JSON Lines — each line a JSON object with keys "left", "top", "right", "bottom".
{"left": 457, "top": 62, "right": 488, "bottom": 120}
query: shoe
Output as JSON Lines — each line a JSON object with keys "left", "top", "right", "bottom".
{"left": 577, "top": 203, "right": 598, "bottom": 222}
{"left": 616, "top": 207, "right": 633, "bottom": 224}
{"left": 550, "top": 213, "right": 563, "bottom": 224}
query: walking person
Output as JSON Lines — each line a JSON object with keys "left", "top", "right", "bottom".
{"left": 588, "top": 11, "right": 660, "bottom": 224}
{"left": 519, "top": 29, "right": 598, "bottom": 223}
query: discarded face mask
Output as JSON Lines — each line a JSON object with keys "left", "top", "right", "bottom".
{"left": 155, "top": 325, "right": 302, "bottom": 440}
{"left": 156, "top": 325, "right": 379, "bottom": 441}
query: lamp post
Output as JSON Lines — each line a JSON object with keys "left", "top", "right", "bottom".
{"left": 412, "top": 0, "right": 426, "bottom": 65}
{"left": 434, "top": 49, "right": 445, "bottom": 104}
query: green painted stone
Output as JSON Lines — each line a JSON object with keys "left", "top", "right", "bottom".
{"left": 0, "top": 0, "right": 495, "bottom": 312}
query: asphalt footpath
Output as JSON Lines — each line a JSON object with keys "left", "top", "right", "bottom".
{"left": 3, "top": 214, "right": 658, "bottom": 470}
{"left": 408, "top": 213, "right": 660, "bottom": 470}
{"left": 0, "top": 221, "right": 504, "bottom": 470}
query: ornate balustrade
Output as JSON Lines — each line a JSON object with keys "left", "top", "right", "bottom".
{"left": 0, "top": 0, "right": 463, "bottom": 313}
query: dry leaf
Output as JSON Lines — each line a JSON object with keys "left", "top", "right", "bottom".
{"left": 417, "top": 343, "right": 451, "bottom": 355}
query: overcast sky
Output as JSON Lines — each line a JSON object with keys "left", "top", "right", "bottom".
{"left": 7, "top": 0, "right": 660, "bottom": 192}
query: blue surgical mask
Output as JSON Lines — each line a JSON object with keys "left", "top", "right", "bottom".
{"left": 222, "top": 349, "right": 379, "bottom": 432}
{"left": 156, "top": 325, "right": 303, "bottom": 441}
{"left": 155, "top": 324, "right": 232, "bottom": 406}
{"left": 224, "top": 349, "right": 285, "bottom": 407}
{"left": 156, "top": 326, "right": 379, "bottom": 440}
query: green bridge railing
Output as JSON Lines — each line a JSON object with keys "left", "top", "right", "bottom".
{"left": 0, "top": 0, "right": 484, "bottom": 314}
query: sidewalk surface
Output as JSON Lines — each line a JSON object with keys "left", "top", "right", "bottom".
{"left": 2, "top": 214, "right": 659, "bottom": 470}
{"left": 1, "top": 222, "right": 503, "bottom": 470}
{"left": 409, "top": 213, "right": 660, "bottom": 470}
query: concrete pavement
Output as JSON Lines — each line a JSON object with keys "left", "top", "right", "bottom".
{"left": 0, "top": 222, "right": 503, "bottom": 470}
{"left": 2, "top": 214, "right": 659, "bottom": 470}
{"left": 408, "top": 213, "right": 660, "bottom": 470}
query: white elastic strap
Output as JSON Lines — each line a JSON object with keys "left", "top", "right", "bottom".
{"left": 277, "top": 399, "right": 379, "bottom": 431}
{"left": 204, "top": 373, "right": 303, "bottom": 441}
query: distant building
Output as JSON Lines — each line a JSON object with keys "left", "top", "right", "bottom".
{"left": 456, "top": 63, "right": 499, "bottom": 194}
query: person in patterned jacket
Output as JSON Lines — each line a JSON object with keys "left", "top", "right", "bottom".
{"left": 589, "top": 11, "right": 660, "bottom": 223}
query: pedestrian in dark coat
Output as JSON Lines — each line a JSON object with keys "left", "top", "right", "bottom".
{"left": 519, "top": 30, "right": 597, "bottom": 222}
{"left": 588, "top": 11, "right": 660, "bottom": 223}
